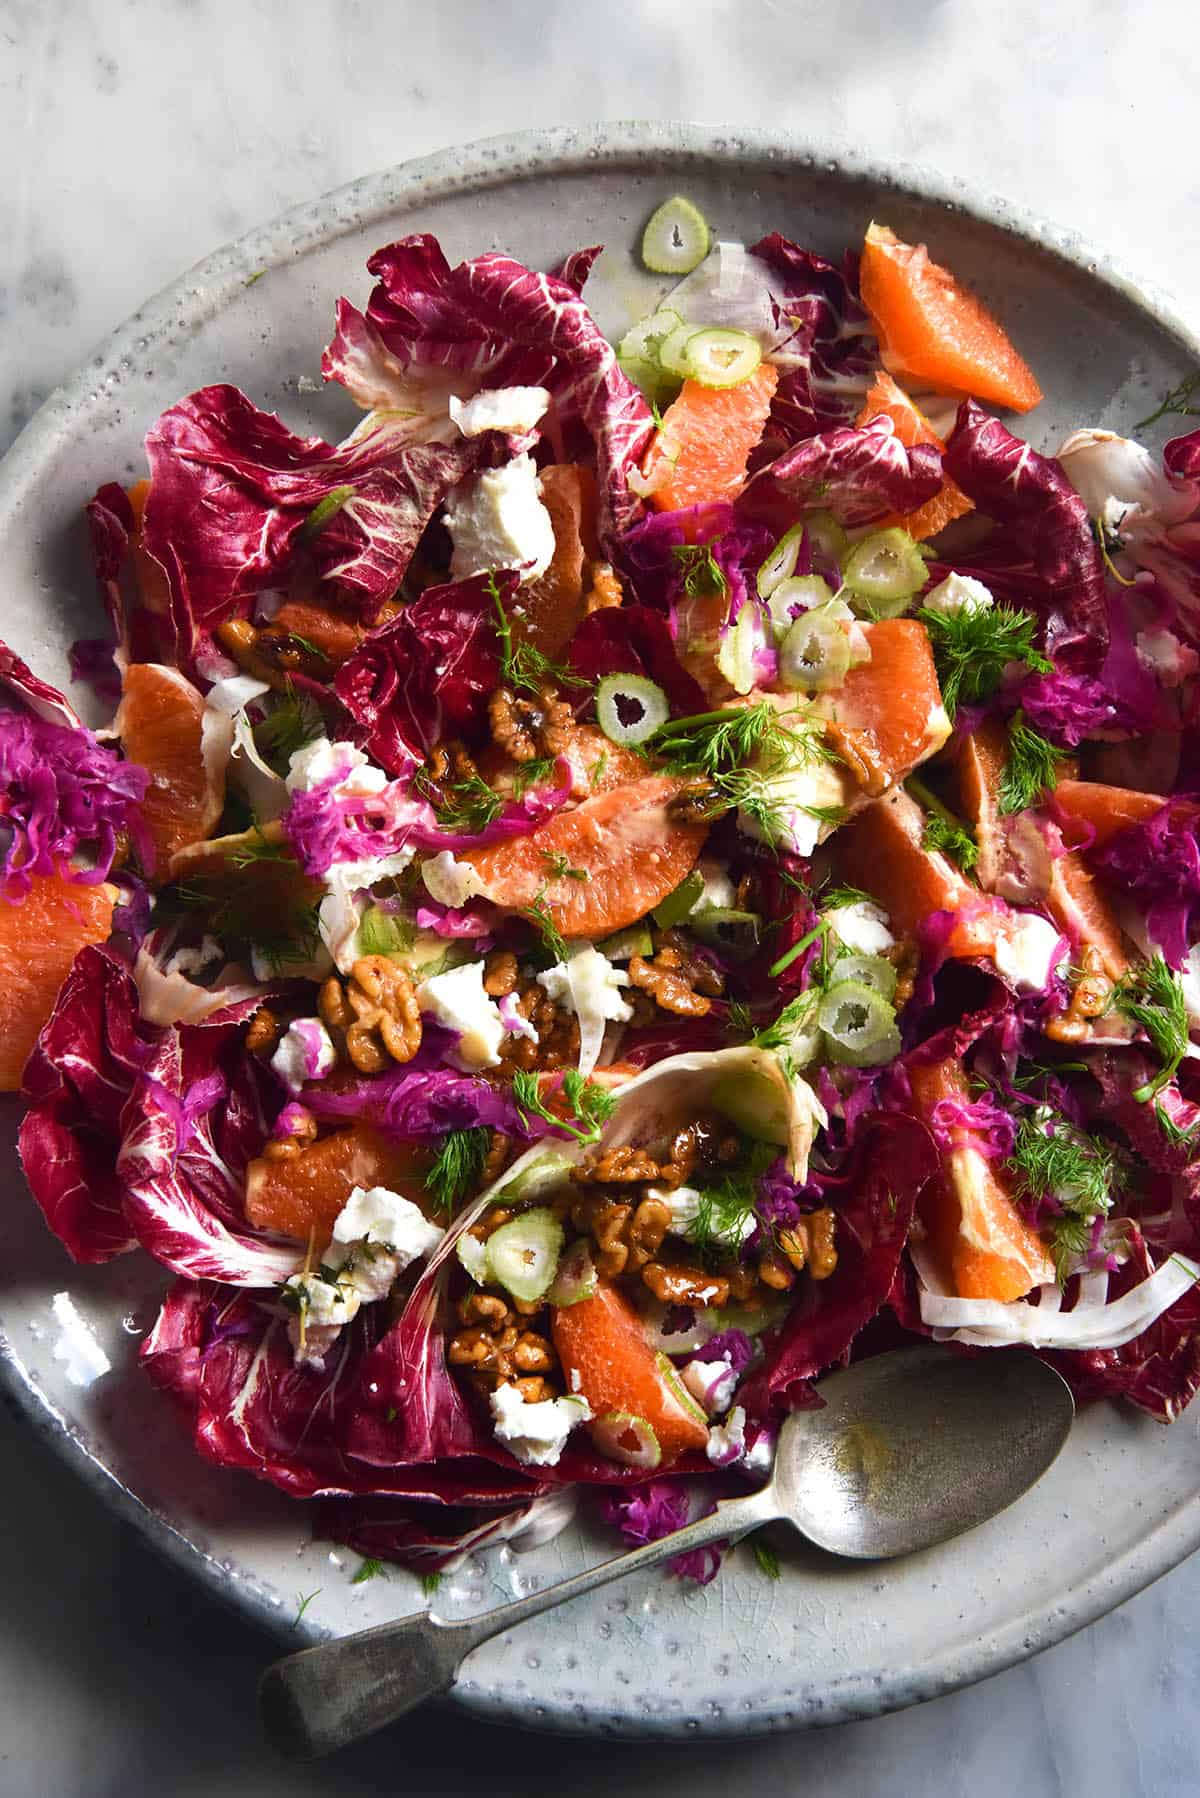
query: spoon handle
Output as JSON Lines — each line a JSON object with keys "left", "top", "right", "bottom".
{"left": 259, "top": 1485, "right": 777, "bottom": 1759}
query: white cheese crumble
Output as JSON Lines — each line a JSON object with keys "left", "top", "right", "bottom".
{"left": 444, "top": 454, "right": 556, "bottom": 585}
{"left": 286, "top": 736, "right": 387, "bottom": 797}
{"left": 921, "top": 572, "right": 995, "bottom": 616}
{"left": 735, "top": 750, "right": 852, "bottom": 858}
{"left": 270, "top": 1018, "right": 337, "bottom": 1093}
{"left": 286, "top": 1184, "right": 444, "bottom": 1368}
{"left": 825, "top": 899, "right": 895, "bottom": 956}
{"left": 449, "top": 386, "right": 551, "bottom": 438}
{"left": 537, "top": 944, "right": 633, "bottom": 1077}
{"left": 284, "top": 1271, "right": 361, "bottom": 1370}
{"left": 647, "top": 1184, "right": 758, "bottom": 1251}
{"left": 163, "top": 935, "right": 223, "bottom": 979}
{"left": 681, "top": 1357, "right": 739, "bottom": 1416}
{"left": 692, "top": 860, "right": 737, "bottom": 915}
{"left": 489, "top": 1381, "right": 591, "bottom": 1467}
{"left": 417, "top": 959, "right": 506, "bottom": 1070}
{"left": 991, "top": 911, "right": 1067, "bottom": 993}
{"left": 706, "top": 1405, "right": 747, "bottom": 1467}
{"left": 421, "top": 849, "right": 489, "bottom": 909}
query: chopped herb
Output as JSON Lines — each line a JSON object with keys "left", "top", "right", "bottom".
{"left": 918, "top": 602, "right": 1051, "bottom": 719}
{"left": 541, "top": 850, "right": 589, "bottom": 883}
{"left": 357, "top": 905, "right": 416, "bottom": 958}
{"left": 725, "top": 997, "right": 755, "bottom": 1039}
{"left": 425, "top": 767, "right": 505, "bottom": 836}
{"left": 421, "top": 1572, "right": 443, "bottom": 1596}
{"left": 244, "top": 268, "right": 268, "bottom": 287}
{"left": 751, "top": 1536, "right": 781, "bottom": 1580}
{"left": 1114, "top": 953, "right": 1192, "bottom": 1102}
{"left": 1133, "top": 371, "right": 1200, "bottom": 434}
{"left": 1157, "top": 1105, "right": 1199, "bottom": 1150}
{"left": 998, "top": 711, "right": 1066, "bottom": 815}
{"left": 511, "top": 1067, "right": 615, "bottom": 1144}
{"left": 1006, "top": 1110, "right": 1120, "bottom": 1284}
{"left": 293, "top": 1589, "right": 321, "bottom": 1625}
{"left": 670, "top": 541, "right": 727, "bottom": 598}
{"left": 427, "top": 1126, "right": 492, "bottom": 1214}
{"left": 818, "top": 883, "right": 872, "bottom": 911}
{"left": 588, "top": 752, "right": 609, "bottom": 790}
{"left": 490, "top": 575, "right": 585, "bottom": 696}
{"left": 510, "top": 755, "right": 557, "bottom": 799}
{"left": 385, "top": 1405, "right": 398, "bottom": 1423}
{"left": 226, "top": 826, "right": 293, "bottom": 869}
{"left": 522, "top": 892, "right": 569, "bottom": 963}
{"left": 907, "top": 775, "right": 979, "bottom": 872}
{"left": 798, "top": 802, "right": 849, "bottom": 825}
{"left": 689, "top": 1138, "right": 777, "bottom": 1266}
{"left": 351, "top": 1558, "right": 388, "bottom": 1585}
{"left": 301, "top": 484, "right": 356, "bottom": 539}
{"left": 278, "top": 632, "right": 329, "bottom": 664}
{"left": 254, "top": 687, "right": 324, "bottom": 773}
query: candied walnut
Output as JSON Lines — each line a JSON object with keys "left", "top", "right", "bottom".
{"left": 777, "top": 1208, "right": 838, "bottom": 1279}
{"left": 496, "top": 983, "right": 580, "bottom": 1073}
{"left": 213, "top": 617, "right": 330, "bottom": 686}
{"left": 657, "top": 1116, "right": 740, "bottom": 1188}
{"left": 456, "top": 1291, "right": 513, "bottom": 1330}
{"left": 641, "top": 1263, "right": 731, "bottom": 1308}
{"left": 890, "top": 939, "right": 920, "bottom": 1012}
{"left": 511, "top": 1375, "right": 557, "bottom": 1404}
{"left": 488, "top": 687, "right": 540, "bottom": 763}
{"left": 261, "top": 1105, "right": 319, "bottom": 1164}
{"left": 420, "top": 739, "right": 484, "bottom": 808}
{"left": 318, "top": 955, "right": 421, "bottom": 1072}
{"left": 483, "top": 949, "right": 520, "bottom": 997}
{"left": 446, "top": 1315, "right": 558, "bottom": 1391}
{"left": 482, "top": 1130, "right": 515, "bottom": 1185}
{"left": 574, "top": 1144, "right": 663, "bottom": 1186}
{"left": 822, "top": 719, "right": 887, "bottom": 797}
{"left": 245, "top": 1005, "right": 281, "bottom": 1057}
{"left": 584, "top": 562, "right": 624, "bottom": 613}
{"left": 628, "top": 932, "right": 723, "bottom": 1019}
{"left": 757, "top": 1248, "right": 797, "bottom": 1291}
{"left": 1045, "top": 944, "right": 1114, "bottom": 1045}
{"left": 667, "top": 779, "right": 720, "bottom": 826}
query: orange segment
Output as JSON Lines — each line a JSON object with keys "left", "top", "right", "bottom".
{"left": 461, "top": 774, "right": 708, "bottom": 939}
{"left": 855, "top": 371, "right": 974, "bottom": 540}
{"left": 815, "top": 618, "right": 950, "bottom": 791}
{"left": 954, "top": 717, "right": 1012, "bottom": 891}
{"left": 1053, "top": 779, "right": 1166, "bottom": 849}
{"left": 127, "top": 479, "right": 172, "bottom": 615}
{"left": 244, "top": 1125, "right": 432, "bottom": 1243}
{"left": 551, "top": 1280, "right": 709, "bottom": 1465}
{"left": 514, "top": 465, "right": 599, "bottom": 659}
{"left": 833, "top": 787, "right": 993, "bottom": 953}
{"left": 1047, "top": 852, "right": 1131, "bottom": 982}
{"left": 643, "top": 363, "right": 779, "bottom": 512}
{"left": 115, "top": 662, "right": 227, "bottom": 873}
{"left": 0, "top": 876, "right": 117, "bottom": 1090}
{"left": 909, "top": 1060, "right": 1053, "bottom": 1300}
{"left": 859, "top": 223, "right": 1043, "bottom": 414}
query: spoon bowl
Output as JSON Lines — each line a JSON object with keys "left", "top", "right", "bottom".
{"left": 775, "top": 1345, "right": 1075, "bottom": 1559}
{"left": 260, "top": 1344, "right": 1075, "bottom": 1758}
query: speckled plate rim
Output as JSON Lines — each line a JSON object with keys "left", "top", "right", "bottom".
{"left": 1, "top": 121, "right": 1199, "bottom": 1739}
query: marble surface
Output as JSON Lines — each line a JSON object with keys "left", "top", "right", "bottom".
{"left": 2, "top": 0, "right": 1199, "bottom": 1792}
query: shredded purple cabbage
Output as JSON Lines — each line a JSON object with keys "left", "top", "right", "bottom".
{"left": 928, "top": 1091, "right": 1016, "bottom": 1159}
{"left": 1092, "top": 800, "right": 1200, "bottom": 967}
{"left": 0, "top": 710, "right": 150, "bottom": 897}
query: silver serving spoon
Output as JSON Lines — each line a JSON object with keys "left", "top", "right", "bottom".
{"left": 259, "top": 1344, "right": 1073, "bottom": 1758}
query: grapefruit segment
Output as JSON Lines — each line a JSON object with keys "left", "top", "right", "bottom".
{"left": 909, "top": 1060, "right": 1053, "bottom": 1300}
{"left": 833, "top": 787, "right": 993, "bottom": 953}
{"left": 815, "top": 619, "right": 950, "bottom": 794}
{"left": 461, "top": 774, "right": 708, "bottom": 939}
{"left": 515, "top": 465, "right": 600, "bottom": 659}
{"left": 954, "top": 717, "right": 1013, "bottom": 892}
{"left": 0, "top": 876, "right": 118, "bottom": 1090}
{"left": 1047, "top": 852, "right": 1131, "bottom": 983}
{"left": 115, "top": 662, "right": 228, "bottom": 872}
{"left": 1052, "top": 779, "right": 1166, "bottom": 849}
{"left": 551, "top": 1280, "right": 710, "bottom": 1465}
{"left": 855, "top": 371, "right": 973, "bottom": 540}
{"left": 244, "top": 1125, "right": 432, "bottom": 1244}
{"left": 643, "top": 363, "right": 779, "bottom": 512}
{"left": 859, "top": 223, "right": 1043, "bottom": 414}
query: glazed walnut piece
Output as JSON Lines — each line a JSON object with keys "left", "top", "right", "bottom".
{"left": 488, "top": 682, "right": 577, "bottom": 764}
{"left": 318, "top": 954, "right": 421, "bottom": 1072}
{"left": 628, "top": 929, "right": 725, "bottom": 1019}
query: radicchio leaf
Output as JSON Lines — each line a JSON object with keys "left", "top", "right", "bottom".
{"left": 741, "top": 416, "right": 943, "bottom": 530}
{"left": 324, "top": 236, "right": 654, "bottom": 544}
{"left": 142, "top": 383, "right": 480, "bottom": 675}
{"left": 941, "top": 401, "right": 1109, "bottom": 668}
{"left": 332, "top": 570, "right": 507, "bottom": 770}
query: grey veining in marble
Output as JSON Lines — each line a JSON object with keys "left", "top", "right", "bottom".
{"left": 2, "top": 0, "right": 1199, "bottom": 1793}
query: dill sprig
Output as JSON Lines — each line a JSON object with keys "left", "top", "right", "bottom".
{"left": 670, "top": 541, "right": 727, "bottom": 598}
{"left": 998, "top": 711, "right": 1066, "bottom": 815}
{"left": 1133, "top": 371, "right": 1200, "bottom": 434}
{"left": 351, "top": 1558, "right": 388, "bottom": 1585}
{"left": 541, "top": 850, "right": 589, "bottom": 883}
{"left": 650, "top": 700, "right": 833, "bottom": 841}
{"left": 1114, "top": 953, "right": 1192, "bottom": 1102}
{"left": 907, "top": 774, "right": 979, "bottom": 872}
{"left": 510, "top": 755, "right": 558, "bottom": 799}
{"left": 225, "top": 826, "right": 294, "bottom": 870}
{"left": 490, "top": 575, "right": 584, "bottom": 695}
{"left": 426, "top": 1127, "right": 492, "bottom": 1214}
{"left": 511, "top": 1068, "right": 616, "bottom": 1144}
{"left": 522, "top": 892, "right": 569, "bottom": 963}
{"left": 427, "top": 768, "right": 505, "bottom": 836}
{"left": 254, "top": 687, "right": 324, "bottom": 773}
{"left": 1005, "top": 1111, "right": 1119, "bottom": 1284}
{"left": 918, "top": 602, "right": 1051, "bottom": 719}
{"left": 420, "top": 1572, "right": 442, "bottom": 1596}
{"left": 689, "top": 1138, "right": 778, "bottom": 1267}
{"left": 751, "top": 1536, "right": 781, "bottom": 1579}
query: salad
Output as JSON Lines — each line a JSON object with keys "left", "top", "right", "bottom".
{"left": 6, "top": 198, "right": 1200, "bottom": 1588}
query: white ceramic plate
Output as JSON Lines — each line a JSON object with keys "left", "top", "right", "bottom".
{"left": 2, "top": 123, "right": 1199, "bottom": 1739}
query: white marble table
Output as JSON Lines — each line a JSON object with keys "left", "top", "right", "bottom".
{"left": 2, "top": 1, "right": 1198, "bottom": 1792}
